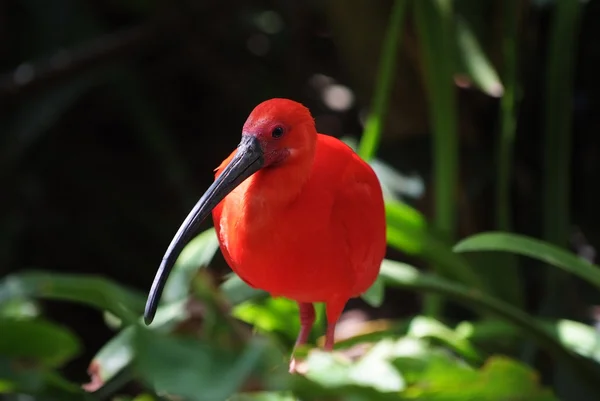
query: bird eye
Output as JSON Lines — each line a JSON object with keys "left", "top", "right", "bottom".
{"left": 271, "top": 126, "right": 284, "bottom": 138}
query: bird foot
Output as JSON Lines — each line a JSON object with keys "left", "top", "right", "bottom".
{"left": 288, "top": 356, "right": 309, "bottom": 375}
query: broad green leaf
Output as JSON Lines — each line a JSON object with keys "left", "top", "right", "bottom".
{"left": 84, "top": 326, "right": 134, "bottom": 391}
{"left": 86, "top": 270, "right": 264, "bottom": 388}
{"left": 161, "top": 228, "right": 220, "bottom": 304}
{"left": 0, "top": 272, "right": 145, "bottom": 323}
{"left": 361, "top": 274, "right": 385, "bottom": 307}
{"left": 393, "top": 354, "right": 558, "bottom": 400}
{"left": 233, "top": 297, "right": 301, "bottom": 344}
{"left": 0, "top": 356, "right": 90, "bottom": 400}
{"left": 453, "top": 232, "right": 600, "bottom": 290}
{"left": 0, "top": 318, "right": 80, "bottom": 368}
{"left": 0, "top": 355, "right": 45, "bottom": 393}
{"left": 84, "top": 299, "right": 190, "bottom": 388}
{"left": 385, "top": 200, "right": 486, "bottom": 292}
{"left": 378, "top": 259, "right": 600, "bottom": 392}
{"left": 385, "top": 200, "right": 426, "bottom": 254}
{"left": 133, "top": 327, "right": 282, "bottom": 401}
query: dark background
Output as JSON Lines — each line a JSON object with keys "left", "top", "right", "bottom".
{"left": 2, "top": 0, "right": 600, "bottom": 387}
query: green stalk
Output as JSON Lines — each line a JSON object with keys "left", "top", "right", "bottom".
{"left": 496, "top": 0, "right": 518, "bottom": 232}
{"left": 358, "top": 0, "right": 408, "bottom": 162}
{"left": 541, "top": 0, "right": 582, "bottom": 316}
{"left": 492, "top": 0, "right": 523, "bottom": 308}
{"left": 415, "top": 0, "right": 459, "bottom": 316}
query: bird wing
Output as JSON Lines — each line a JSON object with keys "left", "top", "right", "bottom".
{"left": 330, "top": 152, "right": 387, "bottom": 296}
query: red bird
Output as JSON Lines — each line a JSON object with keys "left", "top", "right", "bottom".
{"left": 144, "top": 98, "right": 386, "bottom": 371}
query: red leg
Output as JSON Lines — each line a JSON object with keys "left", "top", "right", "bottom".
{"left": 324, "top": 299, "right": 347, "bottom": 351}
{"left": 295, "top": 302, "right": 315, "bottom": 347}
{"left": 289, "top": 302, "right": 315, "bottom": 373}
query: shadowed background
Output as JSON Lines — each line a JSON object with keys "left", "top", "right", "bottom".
{"left": 2, "top": 0, "right": 600, "bottom": 400}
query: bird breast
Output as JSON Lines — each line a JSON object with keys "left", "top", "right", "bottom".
{"left": 217, "top": 182, "right": 355, "bottom": 303}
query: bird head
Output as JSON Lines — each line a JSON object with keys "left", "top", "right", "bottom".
{"left": 143, "top": 98, "right": 317, "bottom": 324}
{"left": 242, "top": 98, "right": 316, "bottom": 167}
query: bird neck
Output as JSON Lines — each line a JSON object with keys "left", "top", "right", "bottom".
{"left": 249, "top": 147, "right": 315, "bottom": 206}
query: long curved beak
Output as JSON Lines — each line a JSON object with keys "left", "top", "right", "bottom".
{"left": 144, "top": 135, "right": 264, "bottom": 324}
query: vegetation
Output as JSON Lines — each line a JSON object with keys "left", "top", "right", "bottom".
{"left": 1, "top": 0, "right": 599, "bottom": 400}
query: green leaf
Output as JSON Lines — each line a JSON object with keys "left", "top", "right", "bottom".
{"left": 361, "top": 274, "right": 385, "bottom": 307}
{"left": 233, "top": 297, "right": 302, "bottom": 344}
{"left": 85, "top": 326, "right": 134, "bottom": 389}
{"left": 228, "top": 392, "right": 297, "bottom": 401}
{"left": 161, "top": 227, "right": 220, "bottom": 305}
{"left": 385, "top": 200, "right": 486, "bottom": 294}
{"left": 0, "top": 272, "right": 145, "bottom": 323}
{"left": 85, "top": 263, "right": 265, "bottom": 390}
{"left": 453, "top": 232, "right": 600, "bottom": 290}
{"left": 0, "top": 355, "right": 45, "bottom": 393}
{"left": 544, "top": 319, "right": 600, "bottom": 363}
{"left": 0, "top": 318, "right": 81, "bottom": 368}
{"left": 394, "top": 354, "right": 559, "bottom": 400}
{"left": 384, "top": 200, "right": 426, "bottom": 255}
{"left": 540, "top": 0, "right": 582, "bottom": 319}
{"left": 406, "top": 316, "right": 483, "bottom": 363}
{"left": 455, "top": 16, "right": 503, "bottom": 97}
{"left": 133, "top": 327, "right": 282, "bottom": 401}
{"left": 221, "top": 273, "right": 267, "bottom": 305}
{"left": 377, "top": 259, "right": 600, "bottom": 392}
{"left": 303, "top": 340, "right": 405, "bottom": 393}
{"left": 358, "top": 0, "right": 409, "bottom": 161}
{"left": 414, "top": 0, "right": 458, "bottom": 241}
{"left": 0, "top": 298, "right": 39, "bottom": 319}
{"left": 0, "top": 355, "right": 90, "bottom": 400}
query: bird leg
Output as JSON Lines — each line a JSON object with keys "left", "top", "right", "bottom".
{"left": 324, "top": 323, "right": 336, "bottom": 351}
{"left": 323, "top": 299, "right": 346, "bottom": 351}
{"left": 289, "top": 302, "right": 315, "bottom": 373}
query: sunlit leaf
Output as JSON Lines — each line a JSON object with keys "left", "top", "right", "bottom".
{"left": 161, "top": 228, "right": 220, "bottom": 304}
{"left": 406, "top": 316, "right": 483, "bottom": 363}
{"left": 361, "top": 274, "right": 385, "bottom": 307}
{"left": 454, "top": 232, "right": 600, "bottom": 290}
{"left": 0, "top": 298, "right": 39, "bottom": 319}
{"left": 377, "top": 259, "right": 600, "bottom": 391}
{"left": 303, "top": 340, "right": 405, "bottom": 393}
{"left": 228, "top": 392, "right": 297, "bottom": 401}
{"left": 385, "top": 200, "right": 426, "bottom": 254}
{"left": 394, "top": 354, "right": 558, "bottom": 400}
{"left": 544, "top": 319, "right": 600, "bottom": 363}
{"left": 455, "top": 16, "right": 503, "bottom": 97}
{"left": 233, "top": 297, "right": 301, "bottom": 344}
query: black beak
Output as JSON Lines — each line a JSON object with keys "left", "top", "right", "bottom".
{"left": 143, "top": 135, "right": 264, "bottom": 324}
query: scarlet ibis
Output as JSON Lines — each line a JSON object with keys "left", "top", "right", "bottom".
{"left": 144, "top": 98, "right": 386, "bottom": 370}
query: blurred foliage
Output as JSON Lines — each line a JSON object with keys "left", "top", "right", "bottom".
{"left": 2, "top": 0, "right": 600, "bottom": 400}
